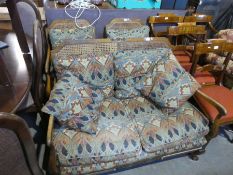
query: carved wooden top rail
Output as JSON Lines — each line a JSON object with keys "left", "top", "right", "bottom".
{"left": 168, "top": 25, "right": 207, "bottom": 35}
{"left": 194, "top": 39, "right": 233, "bottom": 55}
{"left": 148, "top": 15, "right": 183, "bottom": 24}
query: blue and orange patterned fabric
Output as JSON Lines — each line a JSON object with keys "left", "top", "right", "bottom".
{"left": 48, "top": 19, "right": 95, "bottom": 48}
{"left": 44, "top": 45, "right": 209, "bottom": 174}
{"left": 106, "top": 26, "right": 150, "bottom": 40}
{"left": 139, "top": 53, "right": 200, "bottom": 109}
{"left": 69, "top": 53, "right": 115, "bottom": 98}
{"left": 113, "top": 48, "right": 170, "bottom": 99}
{"left": 122, "top": 97, "right": 209, "bottom": 153}
{"left": 53, "top": 96, "right": 209, "bottom": 174}
{"left": 53, "top": 97, "right": 142, "bottom": 167}
{"left": 42, "top": 71, "right": 103, "bottom": 134}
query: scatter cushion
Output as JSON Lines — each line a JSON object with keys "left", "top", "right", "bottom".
{"left": 48, "top": 19, "right": 95, "bottom": 48}
{"left": 69, "top": 53, "right": 114, "bottom": 98}
{"left": 52, "top": 97, "right": 141, "bottom": 166}
{"left": 42, "top": 71, "right": 103, "bottom": 133}
{"left": 106, "top": 25, "right": 149, "bottom": 40}
{"left": 137, "top": 53, "right": 200, "bottom": 109}
{"left": 130, "top": 100, "right": 209, "bottom": 153}
{"left": 113, "top": 48, "right": 171, "bottom": 99}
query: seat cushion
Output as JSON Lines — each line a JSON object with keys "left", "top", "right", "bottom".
{"left": 180, "top": 62, "right": 192, "bottom": 72}
{"left": 53, "top": 97, "right": 141, "bottom": 166}
{"left": 196, "top": 85, "right": 233, "bottom": 123}
{"left": 48, "top": 19, "right": 95, "bottom": 48}
{"left": 174, "top": 51, "right": 191, "bottom": 63}
{"left": 113, "top": 48, "right": 171, "bottom": 99}
{"left": 106, "top": 25, "right": 149, "bottom": 40}
{"left": 195, "top": 71, "right": 216, "bottom": 85}
{"left": 180, "top": 63, "right": 202, "bottom": 72}
{"left": 59, "top": 136, "right": 207, "bottom": 174}
{"left": 127, "top": 99, "right": 209, "bottom": 153}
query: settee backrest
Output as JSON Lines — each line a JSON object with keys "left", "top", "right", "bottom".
{"left": 51, "top": 37, "right": 172, "bottom": 59}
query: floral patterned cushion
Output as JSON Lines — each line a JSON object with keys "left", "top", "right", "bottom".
{"left": 113, "top": 48, "right": 171, "bottom": 99}
{"left": 68, "top": 53, "right": 114, "bottom": 98}
{"left": 125, "top": 97, "right": 209, "bottom": 153}
{"left": 205, "top": 29, "right": 233, "bottom": 75}
{"left": 138, "top": 53, "right": 200, "bottom": 109}
{"left": 59, "top": 136, "right": 207, "bottom": 174}
{"left": 42, "top": 71, "right": 103, "bottom": 134}
{"left": 216, "top": 29, "right": 233, "bottom": 42}
{"left": 48, "top": 19, "right": 95, "bottom": 48}
{"left": 52, "top": 97, "right": 142, "bottom": 166}
{"left": 106, "top": 26, "right": 149, "bottom": 40}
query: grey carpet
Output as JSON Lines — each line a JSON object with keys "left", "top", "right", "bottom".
{"left": 112, "top": 134, "right": 233, "bottom": 175}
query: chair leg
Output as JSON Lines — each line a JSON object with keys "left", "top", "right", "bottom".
{"left": 188, "top": 148, "right": 206, "bottom": 161}
{"left": 206, "top": 124, "right": 219, "bottom": 142}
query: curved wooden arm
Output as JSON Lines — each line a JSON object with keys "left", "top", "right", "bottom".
{"left": 194, "top": 89, "right": 227, "bottom": 121}
{"left": 208, "top": 22, "right": 218, "bottom": 34}
{"left": 47, "top": 115, "right": 54, "bottom": 147}
{"left": 45, "top": 45, "right": 52, "bottom": 97}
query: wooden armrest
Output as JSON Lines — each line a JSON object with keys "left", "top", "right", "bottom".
{"left": 194, "top": 89, "right": 227, "bottom": 121}
{"left": 47, "top": 115, "right": 54, "bottom": 147}
{"left": 45, "top": 45, "right": 52, "bottom": 97}
{"left": 208, "top": 22, "right": 218, "bottom": 34}
{"left": 45, "top": 45, "right": 51, "bottom": 74}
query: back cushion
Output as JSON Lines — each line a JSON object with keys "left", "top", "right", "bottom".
{"left": 113, "top": 48, "right": 171, "bottom": 99}
{"left": 106, "top": 25, "right": 150, "bottom": 40}
{"left": 48, "top": 19, "right": 95, "bottom": 48}
{"left": 69, "top": 53, "right": 115, "bottom": 98}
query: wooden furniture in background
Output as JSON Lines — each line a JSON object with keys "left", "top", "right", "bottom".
{"left": 148, "top": 14, "right": 183, "bottom": 37}
{"left": 193, "top": 39, "right": 233, "bottom": 142}
{"left": 0, "top": 30, "right": 32, "bottom": 113}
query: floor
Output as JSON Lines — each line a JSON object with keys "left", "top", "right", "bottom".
{"left": 112, "top": 133, "right": 233, "bottom": 175}
{"left": 20, "top": 111, "right": 233, "bottom": 175}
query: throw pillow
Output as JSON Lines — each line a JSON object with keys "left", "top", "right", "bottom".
{"left": 42, "top": 71, "right": 103, "bottom": 134}
{"left": 137, "top": 53, "right": 200, "bottom": 109}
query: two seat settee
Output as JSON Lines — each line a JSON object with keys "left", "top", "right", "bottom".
{"left": 44, "top": 38, "right": 210, "bottom": 174}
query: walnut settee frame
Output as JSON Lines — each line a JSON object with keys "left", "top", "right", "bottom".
{"left": 44, "top": 37, "right": 227, "bottom": 175}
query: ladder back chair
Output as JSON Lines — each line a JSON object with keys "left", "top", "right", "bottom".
{"left": 183, "top": 14, "right": 218, "bottom": 35}
{"left": 167, "top": 24, "right": 206, "bottom": 68}
{"left": 148, "top": 14, "right": 183, "bottom": 37}
{"left": 193, "top": 40, "right": 233, "bottom": 142}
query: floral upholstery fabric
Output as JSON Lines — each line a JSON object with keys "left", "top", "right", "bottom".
{"left": 48, "top": 20, "right": 95, "bottom": 48}
{"left": 113, "top": 48, "right": 171, "bottom": 99}
{"left": 205, "top": 29, "right": 233, "bottom": 74}
{"left": 42, "top": 71, "right": 103, "bottom": 134}
{"left": 53, "top": 97, "right": 141, "bottom": 166}
{"left": 124, "top": 97, "right": 209, "bottom": 153}
{"left": 69, "top": 53, "right": 114, "bottom": 98}
{"left": 59, "top": 136, "right": 206, "bottom": 175}
{"left": 138, "top": 53, "right": 200, "bottom": 109}
{"left": 106, "top": 26, "right": 149, "bottom": 40}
